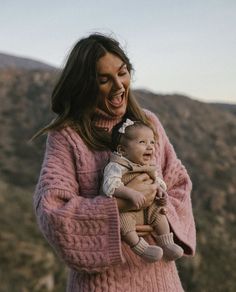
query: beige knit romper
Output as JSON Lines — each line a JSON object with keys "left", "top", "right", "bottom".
{"left": 110, "top": 155, "right": 164, "bottom": 236}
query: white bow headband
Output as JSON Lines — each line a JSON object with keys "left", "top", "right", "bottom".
{"left": 118, "top": 118, "right": 134, "bottom": 134}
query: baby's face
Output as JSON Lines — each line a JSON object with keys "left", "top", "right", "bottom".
{"left": 121, "top": 127, "right": 155, "bottom": 165}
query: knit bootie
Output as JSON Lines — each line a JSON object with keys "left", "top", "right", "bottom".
{"left": 131, "top": 237, "right": 163, "bottom": 263}
{"left": 155, "top": 232, "right": 183, "bottom": 261}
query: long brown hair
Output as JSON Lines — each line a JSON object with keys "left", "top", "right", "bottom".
{"left": 32, "top": 33, "right": 150, "bottom": 150}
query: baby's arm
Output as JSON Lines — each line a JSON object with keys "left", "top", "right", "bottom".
{"left": 103, "top": 162, "right": 145, "bottom": 209}
{"left": 102, "top": 162, "right": 124, "bottom": 197}
{"left": 113, "top": 186, "right": 146, "bottom": 210}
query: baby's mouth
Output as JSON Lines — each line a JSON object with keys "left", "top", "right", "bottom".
{"left": 143, "top": 153, "right": 152, "bottom": 160}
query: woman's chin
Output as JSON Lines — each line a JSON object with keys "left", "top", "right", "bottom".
{"left": 107, "top": 103, "right": 127, "bottom": 117}
{"left": 111, "top": 109, "right": 126, "bottom": 117}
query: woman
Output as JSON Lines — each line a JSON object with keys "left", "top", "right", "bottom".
{"left": 33, "top": 33, "right": 196, "bottom": 291}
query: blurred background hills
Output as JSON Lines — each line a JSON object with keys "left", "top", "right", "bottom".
{"left": 0, "top": 53, "right": 235, "bottom": 292}
{"left": 0, "top": 53, "right": 56, "bottom": 71}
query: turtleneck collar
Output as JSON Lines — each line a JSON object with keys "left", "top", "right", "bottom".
{"left": 92, "top": 108, "right": 123, "bottom": 132}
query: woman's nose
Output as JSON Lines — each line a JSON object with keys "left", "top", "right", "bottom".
{"left": 112, "top": 77, "right": 123, "bottom": 90}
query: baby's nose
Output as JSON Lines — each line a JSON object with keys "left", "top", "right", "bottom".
{"left": 147, "top": 143, "right": 153, "bottom": 149}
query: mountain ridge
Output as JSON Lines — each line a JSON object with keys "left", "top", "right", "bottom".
{"left": 0, "top": 52, "right": 57, "bottom": 71}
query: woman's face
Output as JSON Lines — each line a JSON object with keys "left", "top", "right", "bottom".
{"left": 96, "top": 52, "right": 131, "bottom": 117}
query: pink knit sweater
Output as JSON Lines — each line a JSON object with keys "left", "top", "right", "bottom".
{"left": 34, "top": 109, "right": 196, "bottom": 292}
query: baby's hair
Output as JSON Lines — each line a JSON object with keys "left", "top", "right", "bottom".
{"left": 111, "top": 119, "right": 157, "bottom": 151}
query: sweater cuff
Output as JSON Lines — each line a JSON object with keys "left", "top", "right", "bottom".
{"left": 166, "top": 199, "right": 196, "bottom": 256}
{"left": 103, "top": 198, "right": 124, "bottom": 265}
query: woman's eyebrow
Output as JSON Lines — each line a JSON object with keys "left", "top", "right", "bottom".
{"left": 119, "top": 62, "right": 126, "bottom": 69}
{"left": 98, "top": 63, "right": 126, "bottom": 76}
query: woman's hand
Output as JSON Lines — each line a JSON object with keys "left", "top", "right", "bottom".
{"left": 126, "top": 173, "right": 158, "bottom": 208}
{"left": 136, "top": 224, "right": 153, "bottom": 237}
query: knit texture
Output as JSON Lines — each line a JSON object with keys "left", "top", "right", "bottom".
{"left": 34, "top": 109, "right": 196, "bottom": 292}
{"left": 110, "top": 152, "right": 158, "bottom": 183}
{"left": 156, "top": 233, "right": 184, "bottom": 261}
{"left": 131, "top": 238, "right": 163, "bottom": 262}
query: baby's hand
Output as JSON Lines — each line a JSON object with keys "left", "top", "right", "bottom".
{"left": 155, "top": 188, "right": 168, "bottom": 206}
{"left": 130, "top": 191, "right": 146, "bottom": 210}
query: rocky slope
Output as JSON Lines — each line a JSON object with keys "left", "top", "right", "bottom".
{"left": 0, "top": 63, "right": 235, "bottom": 291}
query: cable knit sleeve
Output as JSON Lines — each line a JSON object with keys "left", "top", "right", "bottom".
{"left": 33, "top": 129, "right": 123, "bottom": 273}
{"left": 145, "top": 110, "right": 196, "bottom": 256}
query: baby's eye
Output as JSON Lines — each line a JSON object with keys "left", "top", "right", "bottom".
{"left": 139, "top": 140, "right": 145, "bottom": 144}
{"left": 151, "top": 140, "right": 155, "bottom": 144}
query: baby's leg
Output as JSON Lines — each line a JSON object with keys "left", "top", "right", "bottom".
{"left": 122, "top": 230, "right": 139, "bottom": 247}
{"left": 152, "top": 212, "right": 170, "bottom": 235}
{"left": 120, "top": 211, "right": 138, "bottom": 245}
{"left": 120, "top": 211, "right": 163, "bottom": 262}
{"left": 147, "top": 204, "right": 184, "bottom": 261}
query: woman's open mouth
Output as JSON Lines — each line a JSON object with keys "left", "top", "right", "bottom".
{"left": 108, "top": 91, "right": 125, "bottom": 108}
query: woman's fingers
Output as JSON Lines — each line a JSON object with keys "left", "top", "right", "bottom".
{"left": 136, "top": 224, "right": 153, "bottom": 236}
{"left": 125, "top": 174, "right": 159, "bottom": 209}
{"left": 135, "top": 173, "right": 151, "bottom": 182}
{"left": 136, "top": 224, "right": 153, "bottom": 232}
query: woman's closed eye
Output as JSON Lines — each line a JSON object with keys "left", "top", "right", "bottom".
{"left": 99, "top": 77, "right": 109, "bottom": 84}
{"left": 118, "top": 69, "right": 128, "bottom": 76}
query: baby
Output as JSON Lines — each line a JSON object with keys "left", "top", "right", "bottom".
{"left": 102, "top": 118, "right": 183, "bottom": 262}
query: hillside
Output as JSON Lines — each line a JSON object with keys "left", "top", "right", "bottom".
{"left": 135, "top": 90, "right": 236, "bottom": 291}
{"left": 0, "top": 52, "right": 56, "bottom": 71}
{"left": 0, "top": 61, "right": 235, "bottom": 291}
{"left": 212, "top": 102, "right": 236, "bottom": 116}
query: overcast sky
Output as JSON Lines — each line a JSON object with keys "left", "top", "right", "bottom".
{"left": 1, "top": 0, "right": 236, "bottom": 104}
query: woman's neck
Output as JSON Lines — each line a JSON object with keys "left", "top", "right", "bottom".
{"left": 92, "top": 108, "right": 123, "bottom": 132}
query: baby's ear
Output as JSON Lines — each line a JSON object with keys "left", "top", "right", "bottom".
{"left": 117, "top": 145, "right": 126, "bottom": 156}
